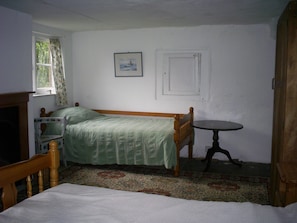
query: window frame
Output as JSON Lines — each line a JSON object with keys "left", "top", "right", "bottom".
{"left": 32, "top": 35, "right": 56, "bottom": 96}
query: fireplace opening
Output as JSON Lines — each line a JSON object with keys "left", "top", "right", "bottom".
{"left": 0, "top": 92, "right": 31, "bottom": 167}
{"left": 0, "top": 106, "right": 20, "bottom": 166}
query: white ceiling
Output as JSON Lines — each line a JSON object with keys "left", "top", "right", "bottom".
{"left": 0, "top": 0, "right": 290, "bottom": 32}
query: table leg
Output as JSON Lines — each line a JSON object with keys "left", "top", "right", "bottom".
{"left": 202, "top": 130, "right": 242, "bottom": 171}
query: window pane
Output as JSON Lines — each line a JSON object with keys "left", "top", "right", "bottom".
{"left": 36, "top": 40, "right": 50, "bottom": 64}
{"left": 36, "top": 65, "right": 52, "bottom": 88}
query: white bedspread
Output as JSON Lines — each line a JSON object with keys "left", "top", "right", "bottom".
{"left": 0, "top": 183, "right": 296, "bottom": 223}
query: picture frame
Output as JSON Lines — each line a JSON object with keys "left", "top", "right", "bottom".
{"left": 114, "top": 52, "right": 143, "bottom": 77}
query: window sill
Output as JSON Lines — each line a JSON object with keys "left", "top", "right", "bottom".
{"left": 33, "top": 93, "right": 56, "bottom": 97}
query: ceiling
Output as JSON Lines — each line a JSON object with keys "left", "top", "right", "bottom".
{"left": 0, "top": 0, "right": 290, "bottom": 32}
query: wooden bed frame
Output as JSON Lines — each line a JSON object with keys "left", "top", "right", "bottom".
{"left": 0, "top": 141, "right": 59, "bottom": 211}
{"left": 40, "top": 104, "right": 194, "bottom": 176}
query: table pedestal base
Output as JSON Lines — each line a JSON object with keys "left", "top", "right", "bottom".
{"left": 202, "top": 129, "right": 242, "bottom": 172}
{"left": 202, "top": 146, "right": 242, "bottom": 171}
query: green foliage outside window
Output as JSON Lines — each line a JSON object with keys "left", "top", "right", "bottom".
{"left": 36, "top": 40, "right": 53, "bottom": 88}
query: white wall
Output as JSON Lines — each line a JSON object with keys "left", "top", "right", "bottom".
{"left": 72, "top": 25, "right": 275, "bottom": 163}
{"left": 0, "top": 6, "right": 32, "bottom": 93}
{"left": 0, "top": 6, "right": 36, "bottom": 157}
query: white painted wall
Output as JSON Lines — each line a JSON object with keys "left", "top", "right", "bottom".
{"left": 0, "top": 6, "right": 36, "bottom": 157}
{"left": 72, "top": 25, "right": 275, "bottom": 163}
{"left": 0, "top": 6, "right": 32, "bottom": 94}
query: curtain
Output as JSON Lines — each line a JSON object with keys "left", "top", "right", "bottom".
{"left": 50, "top": 39, "right": 68, "bottom": 106}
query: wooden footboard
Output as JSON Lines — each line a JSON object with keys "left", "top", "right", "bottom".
{"left": 0, "top": 141, "right": 60, "bottom": 211}
{"left": 173, "top": 107, "right": 194, "bottom": 176}
{"left": 40, "top": 104, "right": 194, "bottom": 176}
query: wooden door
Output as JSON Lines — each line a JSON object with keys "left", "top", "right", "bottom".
{"left": 271, "top": 1, "right": 297, "bottom": 205}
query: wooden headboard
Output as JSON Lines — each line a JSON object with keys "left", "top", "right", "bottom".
{"left": 0, "top": 141, "right": 60, "bottom": 211}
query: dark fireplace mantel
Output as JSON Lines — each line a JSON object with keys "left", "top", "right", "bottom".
{"left": 0, "top": 92, "right": 32, "bottom": 164}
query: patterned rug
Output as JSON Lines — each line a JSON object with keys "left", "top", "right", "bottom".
{"left": 59, "top": 163, "right": 270, "bottom": 205}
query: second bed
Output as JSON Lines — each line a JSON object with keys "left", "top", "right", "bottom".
{"left": 42, "top": 106, "right": 194, "bottom": 176}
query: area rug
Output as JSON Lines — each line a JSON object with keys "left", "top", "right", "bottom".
{"left": 59, "top": 164, "right": 270, "bottom": 205}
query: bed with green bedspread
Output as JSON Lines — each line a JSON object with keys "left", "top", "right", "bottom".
{"left": 43, "top": 106, "right": 194, "bottom": 176}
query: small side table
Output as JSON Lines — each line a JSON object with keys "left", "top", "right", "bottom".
{"left": 276, "top": 162, "right": 297, "bottom": 206}
{"left": 192, "top": 120, "right": 243, "bottom": 171}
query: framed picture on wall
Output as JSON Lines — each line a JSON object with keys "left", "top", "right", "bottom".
{"left": 114, "top": 52, "right": 143, "bottom": 77}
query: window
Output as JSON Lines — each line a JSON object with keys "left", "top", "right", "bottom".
{"left": 32, "top": 36, "right": 55, "bottom": 95}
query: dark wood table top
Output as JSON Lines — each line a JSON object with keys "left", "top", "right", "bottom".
{"left": 192, "top": 120, "right": 243, "bottom": 131}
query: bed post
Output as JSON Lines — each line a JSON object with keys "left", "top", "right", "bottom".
{"left": 189, "top": 107, "right": 194, "bottom": 159}
{"left": 39, "top": 108, "right": 48, "bottom": 133}
{"left": 173, "top": 107, "right": 194, "bottom": 177}
{"left": 48, "top": 141, "right": 60, "bottom": 187}
{"left": 174, "top": 114, "right": 181, "bottom": 177}
{"left": 40, "top": 107, "right": 47, "bottom": 117}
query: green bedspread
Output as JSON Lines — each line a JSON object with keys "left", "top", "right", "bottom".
{"left": 48, "top": 107, "right": 176, "bottom": 169}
